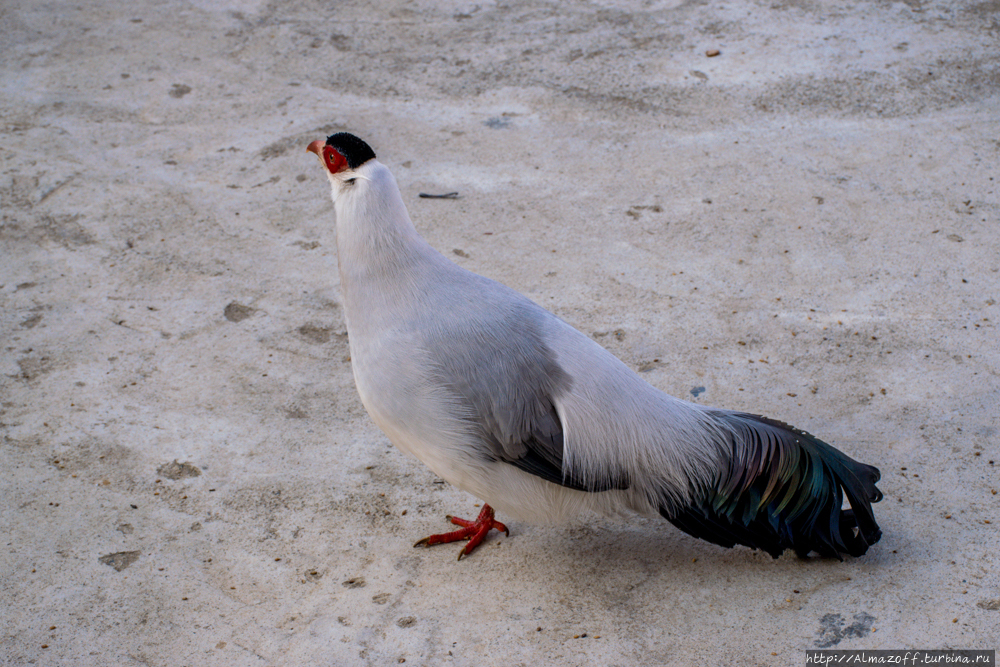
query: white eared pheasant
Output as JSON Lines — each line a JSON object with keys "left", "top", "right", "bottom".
{"left": 306, "top": 132, "right": 883, "bottom": 560}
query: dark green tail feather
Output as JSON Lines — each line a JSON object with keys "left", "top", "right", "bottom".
{"left": 662, "top": 412, "right": 882, "bottom": 559}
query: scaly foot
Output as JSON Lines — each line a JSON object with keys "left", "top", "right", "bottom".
{"left": 413, "top": 504, "right": 509, "bottom": 560}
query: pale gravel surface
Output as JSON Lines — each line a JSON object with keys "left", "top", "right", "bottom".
{"left": 1, "top": 0, "right": 999, "bottom": 665}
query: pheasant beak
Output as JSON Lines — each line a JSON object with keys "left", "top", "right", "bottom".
{"left": 306, "top": 139, "right": 324, "bottom": 156}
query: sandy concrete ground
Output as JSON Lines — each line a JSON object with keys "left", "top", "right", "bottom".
{"left": 2, "top": 0, "right": 999, "bottom": 664}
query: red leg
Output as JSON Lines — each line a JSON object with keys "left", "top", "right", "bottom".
{"left": 413, "top": 504, "right": 510, "bottom": 560}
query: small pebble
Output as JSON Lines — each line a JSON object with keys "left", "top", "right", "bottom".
{"left": 706, "top": 48, "right": 721, "bottom": 57}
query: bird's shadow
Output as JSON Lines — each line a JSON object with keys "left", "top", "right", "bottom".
{"left": 496, "top": 514, "right": 889, "bottom": 603}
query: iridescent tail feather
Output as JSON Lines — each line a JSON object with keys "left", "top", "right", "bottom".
{"left": 662, "top": 412, "right": 883, "bottom": 559}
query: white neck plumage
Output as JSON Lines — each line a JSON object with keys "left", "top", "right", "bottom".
{"left": 330, "top": 160, "right": 439, "bottom": 305}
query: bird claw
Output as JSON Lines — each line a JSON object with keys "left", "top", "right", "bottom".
{"left": 413, "top": 504, "right": 508, "bottom": 559}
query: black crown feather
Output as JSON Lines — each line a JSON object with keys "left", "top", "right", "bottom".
{"left": 325, "top": 133, "right": 376, "bottom": 169}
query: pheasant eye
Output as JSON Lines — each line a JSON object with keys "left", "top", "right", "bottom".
{"left": 323, "top": 146, "right": 347, "bottom": 173}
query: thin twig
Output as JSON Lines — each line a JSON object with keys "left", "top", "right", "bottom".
{"left": 418, "top": 192, "right": 460, "bottom": 199}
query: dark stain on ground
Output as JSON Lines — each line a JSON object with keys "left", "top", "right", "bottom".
{"left": 284, "top": 406, "right": 308, "bottom": 419}
{"left": 342, "top": 577, "right": 366, "bottom": 588}
{"left": 297, "top": 323, "right": 332, "bottom": 344}
{"left": 41, "top": 214, "right": 94, "bottom": 248}
{"left": 98, "top": 550, "right": 141, "bottom": 572}
{"left": 17, "top": 356, "right": 54, "bottom": 380}
{"left": 224, "top": 302, "right": 255, "bottom": 322}
{"left": 157, "top": 460, "right": 202, "bottom": 480}
{"left": 815, "top": 612, "right": 876, "bottom": 647}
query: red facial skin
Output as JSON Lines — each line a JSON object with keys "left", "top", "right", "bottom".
{"left": 307, "top": 139, "right": 348, "bottom": 174}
